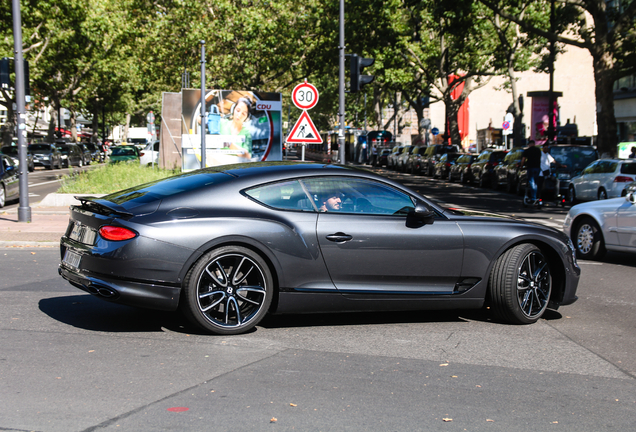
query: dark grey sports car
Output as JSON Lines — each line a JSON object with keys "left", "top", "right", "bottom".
{"left": 59, "top": 162, "right": 580, "bottom": 335}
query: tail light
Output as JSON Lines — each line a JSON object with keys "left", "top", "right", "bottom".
{"left": 99, "top": 226, "right": 138, "bottom": 241}
{"left": 140, "top": 152, "right": 146, "bottom": 157}
{"left": 614, "top": 176, "right": 634, "bottom": 183}
{"left": 446, "top": 163, "right": 451, "bottom": 167}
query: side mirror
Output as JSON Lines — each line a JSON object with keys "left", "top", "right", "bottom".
{"left": 627, "top": 192, "right": 636, "bottom": 204}
{"left": 407, "top": 201, "right": 435, "bottom": 228}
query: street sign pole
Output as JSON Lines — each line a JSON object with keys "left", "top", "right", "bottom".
{"left": 12, "top": 0, "right": 30, "bottom": 222}
{"left": 200, "top": 41, "right": 206, "bottom": 169}
{"left": 338, "top": 0, "right": 345, "bottom": 164}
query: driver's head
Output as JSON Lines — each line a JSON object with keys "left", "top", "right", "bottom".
{"left": 320, "top": 192, "right": 342, "bottom": 211}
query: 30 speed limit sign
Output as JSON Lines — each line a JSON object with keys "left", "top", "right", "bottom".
{"left": 292, "top": 81, "right": 319, "bottom": 110}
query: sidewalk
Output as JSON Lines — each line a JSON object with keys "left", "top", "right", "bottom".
{"left": 0, "top": 194, "right": 77, "bottom": 247}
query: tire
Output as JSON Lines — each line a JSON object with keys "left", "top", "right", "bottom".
{"left": 78, "top": 159, "right": 83, "bottom": 167}
{"left": 491, "top": 174, "right": 499, "bottom": 190}
{"left": 506, "top": 177, "right": 514, "bottom": 193}
{"left": 573, "top": 217, "right": 606, "bottom": 260}
{"left": 479, "top": 173, "right": 487, "bottom": 188}
{"left": 181, "top": 246, "right": 273, "bottom": 335}
{"left": 567, "top": 185, "right": 577, "bottom": 205}
{"left": 0, "top": 184, "right": 5, "bottom": 208}
{"left": 460, "top": 171, "right": 466, "bottom": 184}
{"left": 47, "top": 163, "right": 54, "bottom": 170}
{"left": 489, "top": 243, "right": 551, "bottom": 324}
{"left": 448, "top": 171, "right": 453, "bottom": 182}
{"left": 598, "top": 188, "right": 607, "bottom": 200}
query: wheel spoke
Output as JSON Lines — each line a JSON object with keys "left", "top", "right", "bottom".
{"left": 516, "top": 251, "right": 551, "bottom": 319}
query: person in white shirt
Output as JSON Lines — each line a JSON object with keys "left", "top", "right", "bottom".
{"left": 538, "top": 143, "right": 557, "bottom": 201}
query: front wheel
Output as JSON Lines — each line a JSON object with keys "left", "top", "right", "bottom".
{"left": 181, "top": 246, "right": 273, "bottom": 335}
{"left": 489, "top": 243, "right": 552, "bottom": 324}
{"left": 0, "top": 185, "right": 5, "bottom": 208}
{"left": 573, "top": 217, "right": 606, "bottom": 260}
{"left": 567, "top": 185, "right": 577, "bottom": 205}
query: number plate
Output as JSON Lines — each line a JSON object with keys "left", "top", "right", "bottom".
{"left": 62, "top": 250, "right": 82, "bottom": 270}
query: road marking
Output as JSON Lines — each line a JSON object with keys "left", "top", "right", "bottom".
{"left": 28, "top": 179, "right": 61, "bottom": 187}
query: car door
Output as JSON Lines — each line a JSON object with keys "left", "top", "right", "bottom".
{"left": 303, "top": 177, "right": 464, "bottom": 294}
{"left": 617, "top": 197, "right": 636, "bottom": 249}
{"left": 1, "top": 155, "right": 19, "bottom": 198}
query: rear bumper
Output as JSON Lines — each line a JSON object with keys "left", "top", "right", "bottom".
{"left": 59, "top": 264, "right": 181, "bottom": 311}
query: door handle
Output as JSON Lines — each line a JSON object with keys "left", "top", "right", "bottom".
{"left": 326, "top": 232, "right": 353, "bottom": 243}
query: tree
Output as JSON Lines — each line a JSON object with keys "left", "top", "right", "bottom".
{"left": 480, "top": 0, "right": 636, "bottom": 157}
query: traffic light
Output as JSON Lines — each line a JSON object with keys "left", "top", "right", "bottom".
{"left": 350, "top": 54, "right": 374, "bottom": 93}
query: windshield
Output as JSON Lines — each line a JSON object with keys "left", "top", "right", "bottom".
{"left": 29, "top": 144, "right": 53, "bottom": 152}
{"left": 111, "top": 147, "right": 137, "bottom": 156}
{"left": 550, "top": 147, "right": 598, "bottom": 171}
{"left": 57, "top": 146, "right": 73, "bottom": 154}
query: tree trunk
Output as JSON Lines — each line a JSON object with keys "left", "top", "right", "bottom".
{"left": 593, "top": 52, "right": 618, "bottom": 158}
{"left": 70, "top": 111, "right": 78, "bottom": 142}
{"left": 47, "top": 106, "right": 57, "bottom": 142}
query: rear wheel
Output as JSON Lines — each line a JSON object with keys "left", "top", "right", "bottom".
{"left": 489, "top": 244, "right": 551, "bottom": 324}
{"left": 598, "top": 188, "right": 608, "bottom": 200}
{"left": 573, "top": 217, "right": 606, "bottom": 260}
{"left": 181, "top": 246, "right": 273, "bottom": 335}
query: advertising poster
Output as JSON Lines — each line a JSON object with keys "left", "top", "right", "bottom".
{"left": 530, "top": 96, "right": 559, "bottom": 143}
{"left": 181, "top": 89, "right": 282, "bottom": 170}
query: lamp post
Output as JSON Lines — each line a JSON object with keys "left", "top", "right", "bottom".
{"left": 12, "top": 0, "right": 30, "bottom": 222}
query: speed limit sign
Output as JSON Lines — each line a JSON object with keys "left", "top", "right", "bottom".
{"left": 292, "top": 81, "right": 319, "bottom": 110}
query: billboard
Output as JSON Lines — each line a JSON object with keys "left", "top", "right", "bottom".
{"left": 181, "top": 89, "right": 282, "bottom": 169}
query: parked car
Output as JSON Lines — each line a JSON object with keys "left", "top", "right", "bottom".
{"left": 109, "top": 145, "right": 140, "bottom": 163}
{"left": 59, "top": 162, "right": 580, "bottom": 335}
{"left": 448, "top": 153, "right": 476, "bottom": 183}
{"left": 1, "top": 145, "right": 34, "bottom": 172}
{"left": 396, "top": 145, "right": 415, "bottom": 172}
{"left": 421, "top": 144, "right": 460, "bottom": 176}
{"left": 387, "top": 145, "right": 405, "bottom": 170}
{"left": 56, "top": 143, "right": 84, "bottom": 168}
{"left": 83, "top": 142, "right": 104, "bottom": 162}
{"left": 374, "top": 148, "right": 391, "bottom": 167}
{"left": 567, "top": 159, "right": 636, "bottom": 204}
{"left": 493, "top": 147, "right": 525, "bottom": 193}
{"left": 28, "top": 143, "right": 63, "bottom": 170}
{"left": 405, "top": 145, "right": 427, "bottom": 174}
{"left": 0, "top": 153, "right": 19, "bottom": 208}
{"left": 515, "top": 143, "right": 599, "bottom": 198}
{"left": 78, "top": 144, "right": 92, "bottom": 166}
{"left": 564, "top": 192, "right": 636, "bottom": 260}
{"left": 140, "top": 140, "right": 159, "bottom": 166}
{"left": 547, "top": 144, "right": 599, "bottom": 199}
{"left": 433, "top": 152, "right": 462, "bottom": 179}
{"left": 470, "top": 148, "right": 508, "bottom": 187}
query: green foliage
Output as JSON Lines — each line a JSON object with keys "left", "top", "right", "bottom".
{"left": 57, "top": 163, "right": 180, "bottom": 194}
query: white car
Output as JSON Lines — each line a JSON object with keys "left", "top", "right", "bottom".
{"left": 567, "top": 159, "right": 636, "bottom": 203}
{"left": 563, "top": 192, "right": 636, "bottom": 260}
{"left": 139, "top": 140, "right": 159, "bottom": 166}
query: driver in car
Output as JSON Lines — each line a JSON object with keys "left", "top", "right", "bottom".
{"left": 319, "top": 192, "right": 342, "bottom": 212}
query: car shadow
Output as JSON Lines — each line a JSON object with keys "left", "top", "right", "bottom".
{"left": 40, "top": 295, "right": 561, "bottom": 335}
{"left": 259, "top": 308, "right": 494, "bottom": 329}
{"left": 38, "top": 294, "right": 204, "bottom": 335}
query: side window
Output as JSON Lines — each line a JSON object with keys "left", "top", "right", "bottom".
{"left": 582, "top": 161, "right": 598, "bottom": 174}
{"left": 301, "top": 177, "right": 415, "bottom": 215}
{"left": 245, "top": 180, "right": 313, "bottom": 211}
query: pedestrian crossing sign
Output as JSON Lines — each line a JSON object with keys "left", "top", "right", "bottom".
{"left": 286, "top": 111, "right": 322, "bottom": 144}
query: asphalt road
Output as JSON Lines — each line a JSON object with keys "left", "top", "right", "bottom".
{"left": 1, "top": 160, "right": 635, "bottom": 431}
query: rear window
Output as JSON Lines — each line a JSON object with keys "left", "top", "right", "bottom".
{"left": 621, "top": 162, "right": 636, "bottom": 175}
{"left": 103, "top": 172, "right": 233, "bottom": 208}
{"left": 549, "top": 146, "right": 598, "bottom": 171}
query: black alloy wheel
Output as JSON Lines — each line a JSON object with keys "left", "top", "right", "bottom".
{"left": 182, "top": 246, "right": 273, "bottom": 335}
{"left": 489, "top": 243, "right": 552, "bottom": 324}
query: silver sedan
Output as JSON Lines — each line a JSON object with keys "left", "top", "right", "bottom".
{"left": 564, "top": 192, "right": 636, "bottom": 260}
